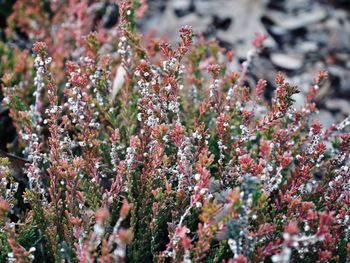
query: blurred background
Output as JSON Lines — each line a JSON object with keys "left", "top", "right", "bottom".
{"left": 138, "top": 0, "right": 350, "bottom": 130}
{"left": 1, "top": 0, "right": 350, "bottom": 148}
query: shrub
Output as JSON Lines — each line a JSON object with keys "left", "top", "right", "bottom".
{"left": 0, "top": 0, "right": 350, "bottom": 262}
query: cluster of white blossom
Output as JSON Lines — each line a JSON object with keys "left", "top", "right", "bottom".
{"left": 325, "top": 158, "right": 350, "bottom": 211}
{"left": 167, "top": 98, "right": 180, "bottom": 115}
{"left": 118, "top": 36, "right": 132, "bottom": 65}
{"left": 162, "top": 57, "right": 178, "bottom": 73}
{"left": 271, "top": 167, "right": 284, "bottom": 191}
{"left": 239, "top": 124, "right": 250, "bottom": 143}
{"left": 0, "top": 163, "right": 18, "bottom": 210}
{"left": 217, "top": 139, "right": 227, "bottom": 165}
{"left": 145, "top": 108, "right": 160, "bottom": 127}
{"left": 33, "top": 54, "right": 50, "bottom": 121}
{"left": 259, "top": 143, "right": 283, "bottom": 193}
{"left": 307, "top": 133, "right": 321, "bottom": 156}
{"left": 135, "top": 65, "right": 159, "bottom": 98}
{"left": 65, "top": 81, "right": 87, "bottom": 125}
{"left": 19, "top": 53, "right": 50, "bottom": 196}
{"left": 110, "top": 143, "right": 125, "bottom": 172}
{"left": 125, "top": 144, "right": 136, "bottom": 171}
{"left": 225, "top": 85, "right": 235, "bottom": 112}
{"left": 89, "top": 65, "right": 112, "bottom": 107}
{"left": 23, "top": 134, "right": 43, "bottom": 190}
{"left": 209, "top": 79, "right": 219, "bottom": 99}
{"left": 177, "top": 136, "right": 193, "bottom": 191}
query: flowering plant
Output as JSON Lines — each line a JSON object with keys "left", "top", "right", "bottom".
{"left": 0, "top": 1, "right": 349, "bottom": 262}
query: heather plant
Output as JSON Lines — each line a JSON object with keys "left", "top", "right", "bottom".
{"left": 0, "top": 0, "right": 350, "bottom": 262}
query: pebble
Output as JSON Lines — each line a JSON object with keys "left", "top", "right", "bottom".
{"left": 270, "top": 53, "right": 304, "bottom": 70}
{"left": 171, "top": 0, "right": 191, "bottom": 10}
{"left": 298, "top": 41, "right": 318, "bottom": 53}
{"left": 264, "top": 6, "right": 327, "bottom": 30}
{"left": 325, "top": 98, "right": 350, "bottom": 115}
{"left": 328, "top": 65, "right": 350, "bottom": 95}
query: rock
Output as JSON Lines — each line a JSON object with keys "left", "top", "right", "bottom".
{"left": 328, "top": 65, "right": 350, "bottom": 95}
{"left": 212, "top": 15, "right": 232, "bottom": 31}
{"left": 270, "top": 53, "right": 304, "bottom": 70}
{"left": 209, "top": 0, "right": 270, "bottom": 59}
{"left": 282, "top": 0, "right": 314, "bottom": 12}
{"left": 304, "top": 9, "right": 350, "bottom": 52}
{"left": 141, "top": 7, "right": 210, "bottom": 44}
{"left": 171, "top": 0, "right": 191, "bottom": 10}
{"left": 333, "top": 53, "right": 350, "bottom": 63}
{"left": 325, "top": 98, "right": 350, "bottom": 115}
{"left": 328, "top": 28, "right": 350, "bottom": 52}
{"left": 298, "top": 41, "right": 318, "bottom": 53}
{"left": 171, "top": 0, "right": 193, "bottom": 17}
{"left": 305, "top": 29, "right": 330, "bottom": 47}
{"left": 263, "top": 5, "right": 327, "bottom": 30}
{"left": 268, "top": 0, "right": 313, "bottom": 12}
